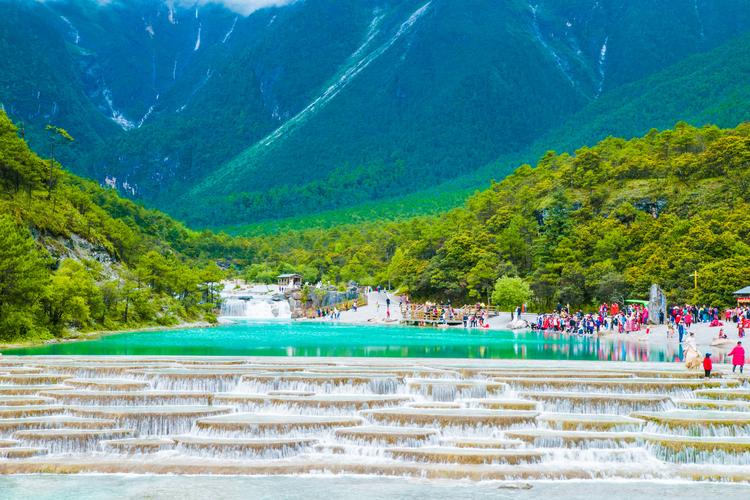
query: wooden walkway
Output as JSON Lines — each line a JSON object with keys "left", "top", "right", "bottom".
{"left": 399, "top": 304, "right": 498, "bottom": 326}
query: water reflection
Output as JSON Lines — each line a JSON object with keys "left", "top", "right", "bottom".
{"left": 0, "top": 322, "right": 732, "bottom": 363}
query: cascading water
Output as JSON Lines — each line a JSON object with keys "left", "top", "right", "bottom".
{"left": 220, "top": 296, "right": 291, "bottom": 320}
{"left": 1, "top": 356, "right": 749, "bottom": 481}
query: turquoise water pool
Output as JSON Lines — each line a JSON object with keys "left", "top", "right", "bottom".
{"left": 1, "top": 321, "right": 684, "bottom": 362}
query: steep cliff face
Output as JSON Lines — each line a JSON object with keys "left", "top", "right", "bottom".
{"left": 2, "top": 0, "right": 750, "bottom": 226}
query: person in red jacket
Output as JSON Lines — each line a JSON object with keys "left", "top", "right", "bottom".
{"left": 703, "top": 353, "right": 712, "bottom": 378}
{"left": 728, "top": 341, "right": 745, "bottom": 374}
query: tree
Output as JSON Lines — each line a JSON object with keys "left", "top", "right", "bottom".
{"left": 491, "top": 276, "right": 532, "bottom": 311}
{"left": 0, "top": 215, "right": 49, "bottom": 339}
{"left": 595, "top": 271, "right": 629, "bottom": 304}
{"left": 42, "top": 260, "right": 102, "bottom": 333}
{"left": 199, "top": 263, "right": 225, "bottom": 305}
{"left": 44, "top": 124, "right": 74, "bottom": 203}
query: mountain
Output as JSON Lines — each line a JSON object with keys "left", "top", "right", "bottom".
{"left": 0, "top": 110, "right": 234, "bottom": 342}
{"left": 244, "top": 122, "right": 750, "bottom": 308}
{"left": 2, "top": 0, "right": 750, "bottom": 227}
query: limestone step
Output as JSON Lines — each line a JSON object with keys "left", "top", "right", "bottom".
{"left": 386, "top": 446, "right": 544, "bottom": 465}
{"left": 129, "top": 368, "right": 251, "bottom": 378}
{"left": 266, "top": 390, "right": 315, "bottom": 397}
{"left": 174, "top": 359, "right": 248, "bottom": 366}
{"left": 334, "top": 425, "right": 438, "bottom": 444}
{"left": 694, "top": 389, "right": 750, "bottom": 401}
{"left": 67, "top": 406, "right": 233, "bottom": 434}
{"left": 0, "top": 438, "right": 19, "bottom": 447}
{"left": 40, "top": 390, "right": 214, "bottom": 406}
{"left": 0, "top": 405, "right": 65, "bottom": 419}
{"left": 2, "top": 456, "right": 750, "bottom": 481}
{"left": 539, "top": 413, "right": 644, "bottom": 431}
{"left": 101, "top": 437, "right": 175, "bottom": 454}
{"left": 195, "top": 413, "right": 362, "bottom": 434}
{"left": 0, "top": 385, "right": 71, "bottom": 396}
{"left": 0, "top": 416, "right": 117, "bottom": 433}
{"left": 13, "top": 428, "right": 134, "bottom": 453}
{"left": 477, "top": 370, "right": 631, "bottom": 379}
{"left": 0, "top": 446, "right": 48, "bottom": 459}
{"left": 0, "top": 374, "right": 72, "bottom": 385}
{"left": 0, "top": 396, "right": 56, "bottom": 407}
{"left": 214, "top": 393, "right": 411, "bottom": 410}
{"left": 521, "top": 392, "right": 672, "bottom": 412}
{"left": 64, "top": 378, "right": 152, "bottom": 391}
{"left": 406, "top": 379, "right": 507, "bottom": 400}
{"left": 362, "top": 408, "right": 539, "bottom": 427}
{"left": 673, "top": 399, "right": 750, "bottom": 411}
{"left": 442, "top": 437, "right": 524, "bottom": 449}
{"left": 492, "top": 377, "right": 736, "bottom": 392}
{"left": 241, "top": 373, "right": 404, "bottom": 386}
{"left": 128, "top": 369, "right": 247, "bottom": 391}
{"left": 305, "top": 367, "right": 456, "bottom": 378}
{"left": 632, "top": 410, "right": 750, "bottom": 429}
{"left": 468, "top": 399, "right": 538, "bottom": 410}
{"left": 174, "top": 435, "right": 316, "bottom": 458}
{"left": 628, "top": 370, "right": 721, "bottom": 379}
{"left": 0, "top": 367, "right": 43, "bottom": 374}
{"left": 40, "top": 363, "right": 173, "bottom": 376}
{"left": 504, "top": 429, "right": 639, "bottom": 447}
{"left": 406, "top": 402, "right": 462, "bottom": 409}
{"left": 643, "top": 434, "right": 750, "bottom": 454}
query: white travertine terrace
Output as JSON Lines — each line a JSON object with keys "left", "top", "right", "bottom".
{"left": 0, "top": 356, "right": 749, "bottom": 481}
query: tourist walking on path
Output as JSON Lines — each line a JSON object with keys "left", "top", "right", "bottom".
{"left": 727, "top": 341, "right": 745, "bottom": 374}
{"left": 703, "top": 353, "right": 712, "bottom": 378}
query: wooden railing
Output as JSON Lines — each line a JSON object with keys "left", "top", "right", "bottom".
{"left": 400, "top": 304, "right": 499, "bottom": 322}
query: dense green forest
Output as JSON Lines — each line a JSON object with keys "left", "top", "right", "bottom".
{"left": 2, "top": 109, "right": 750, "bottom": 342}
{"left": 0, "top": 110, "right": 250, "bottom": 343}
{"left": 242, "top": 122, "right": 750, "bottom": 309}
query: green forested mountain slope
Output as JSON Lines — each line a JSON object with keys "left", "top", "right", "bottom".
{"left": 0, "top": 110, "right": 239, "bottom": 342}
{"left": 2, "top": 0, "right": 750, "bottom": 227}
{"left": 177, "top": 0, "right": 750, "bottom": 225}
{"left": 3, "top": 111, "right": 750, "bottom": 343}
{"left": 254, "top": 29, "right": 750, "bottom": 235}
{"left": 243, "top": 122, "right": 750, "bottom": 308}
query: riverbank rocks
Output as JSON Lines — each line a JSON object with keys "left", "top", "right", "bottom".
{"left": 0, "top": 356, "right": 748, "bottom": 481}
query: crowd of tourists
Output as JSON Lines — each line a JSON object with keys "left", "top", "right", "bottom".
{"left": 531, "top": 302, "right": 750, "bottom": 340}
{"left": 531, "top": 302, "right": 651, "bottom": 336}
{"left": 668, "top": 304, "right": 750, "bottom": 342}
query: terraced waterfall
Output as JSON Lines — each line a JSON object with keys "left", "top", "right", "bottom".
{"left": 0, "top": 356, "right": 749, "bottom": 482}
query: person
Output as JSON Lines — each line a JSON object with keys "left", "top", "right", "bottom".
{"left": 677, "top": 319, "right": 685, "bottom": 343}
{"left": 703, "top": 353, "right": 712, "bottom": 378}
{"left": 658, "top": 309, "right": 665, "bottom": 325}
{"left": 352, "top": 300, "right": 358, "bottom": 312}
{"left": 718, "top": 328, "right": 728, "bottom": 339}
{"left": 728, "top": 341, "right": 746, "bottom": 374}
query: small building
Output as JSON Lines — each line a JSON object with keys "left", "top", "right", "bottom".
{"left": 733, "top": 286, "right": 750, "bottom": 305}
{"left": 277, "top": 273, "right": 303, "bottom": 291}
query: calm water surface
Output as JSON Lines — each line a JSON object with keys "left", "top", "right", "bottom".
{"left": 2, "top": 321, "right": 689, "bottom": 362}
{"left": 0, "top": 476, "right": 748, "bottom": 500}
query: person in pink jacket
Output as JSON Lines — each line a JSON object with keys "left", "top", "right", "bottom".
{"left": 727, "top": 341, "right": 745, "bottom": 374}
